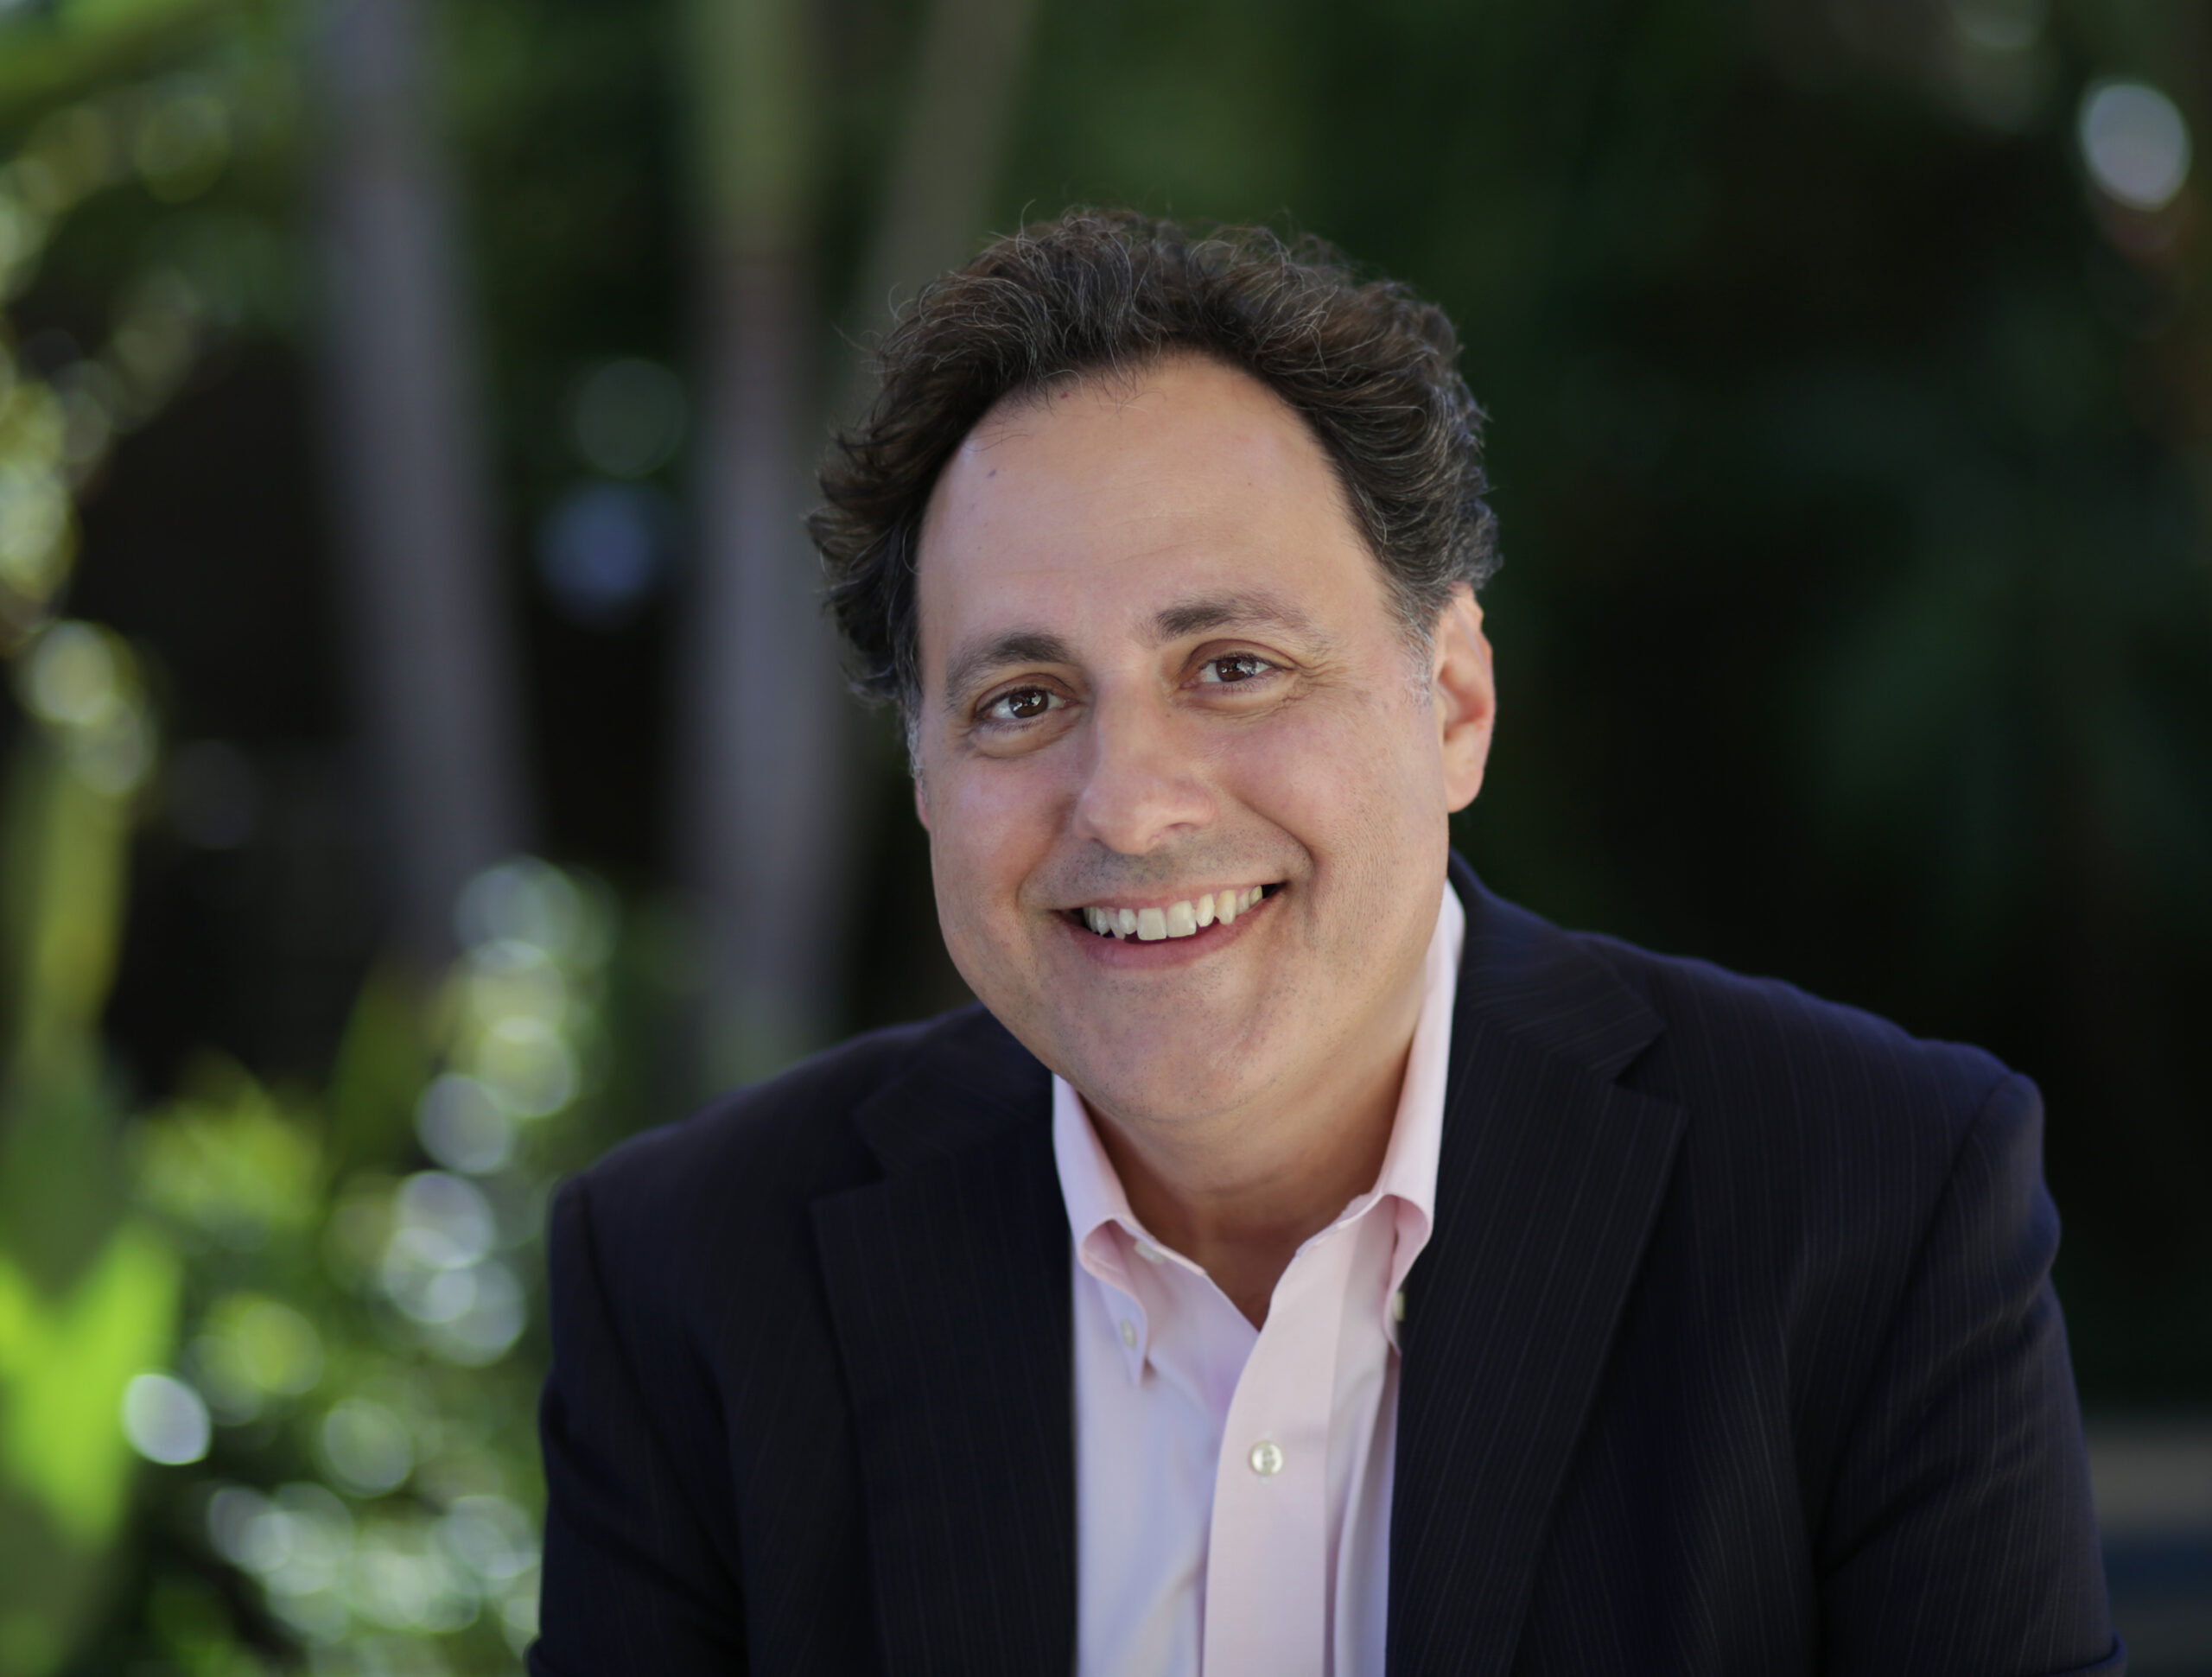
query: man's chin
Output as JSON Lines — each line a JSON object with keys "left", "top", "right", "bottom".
{"left": 1046, "top": 1036, "right": 1279, "bottom": 1135}
{"left": 968, "top": 968, "right": 1286, "bottom": 1122}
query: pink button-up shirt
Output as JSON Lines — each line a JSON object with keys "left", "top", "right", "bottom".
{"left": 1053, "top": 881, "right": 1465, "bottom": 1677}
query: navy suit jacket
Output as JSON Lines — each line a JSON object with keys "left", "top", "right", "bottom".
{"left": 532, "top": 857, "right": 2122, "bottom": 1674}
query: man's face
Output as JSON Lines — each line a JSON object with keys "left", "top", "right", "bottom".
{"left": 912, "top": 354, "right": 1494, "bottom": 1132}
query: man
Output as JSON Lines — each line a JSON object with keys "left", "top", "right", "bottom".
{"left": 532, "top": 212, "right": 2120, "bottom": 1675}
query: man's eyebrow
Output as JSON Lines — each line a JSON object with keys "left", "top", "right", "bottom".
{"left": 939, "top": 593, "right": 1336, "bottom": 708}
{"left": 1147, "top": 591, "right": 1333, "bottom": 648}
{"left": 941, "top": 630, "right": 1076, "bottom": 707}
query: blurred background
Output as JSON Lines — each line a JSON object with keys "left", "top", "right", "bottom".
{"left": 0, "top": 0, "right": 2206, "bottom": 1669}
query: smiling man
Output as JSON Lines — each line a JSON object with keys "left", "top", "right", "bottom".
{"left": 531, "top": 213, "right": 2120, "bottom": 1677}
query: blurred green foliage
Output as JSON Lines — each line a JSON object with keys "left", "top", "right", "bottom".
{"left": 79, "top": 862, "right": 614, "bottom": 1675}
{"left": 0, "top": 628, "right": 174, "bottom": 1674}
{"left": 0, "top": 18, "right": 289, "bottom": 1667}
{"left": 0, "top": 613, "right": 620, "bottom": 1676}
{"left": 0, "top": 12, "right": 631, "bottom": 1667}
{"left": 3, "top": 663, "right": 623, "bottom": 1674}
{"left": 92, "top": 851, "right": 620, "bottom": 1674}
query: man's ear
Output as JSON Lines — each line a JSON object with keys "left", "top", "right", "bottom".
{"left": 912, "top": 772, "right": 932, "bottom": 831}
{"left": 1432, "top": 583, "right": 1496, "bottom": 813}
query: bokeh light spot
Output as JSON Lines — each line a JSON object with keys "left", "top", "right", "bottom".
{"left": 435, "top": 1493, "right": 537, "bottom": 1583}
{"left": 206, "top": 1484, "right": 276, "bottom": 1570}
{"left": 395, "top": 1172, "right": 496, "bottom": 1263}
{"left": 316, "top": 1398, "right": 413, "bottom": 1496}
{"left": 122, "top": 1371, "right": 212, "bottom": 1464}
{"left": 0, "top": 189, "right": 47, "bottom": 297}
{"left": 471, "top": 1014, "right": 577, "bottom": 1119}
{"left": 22, "top": 619, "right": 116, "bottom": 727}
{"left": 110, "top": 291, "right": 196, "bottom": 398}
{"left": 2080, "top": 80, "right": 2191, "bottom": 212}
{"left": 1946, "top": 0, "right": 2046, "bottom": 54}
{"left": 135, "top": 90, "right": 230, "bottom": 203}
{"left": 415, "top": 1073, "right": 515, "bottom": 1175}
{"left": 461, "top": 937, "right": 569, "bottom": 1030}
{"left": 537, "top": 479, "right": 677, "bottom": 628}
{"left": 454, "top": 857, "right": 587, "bottom": 958}
{"left": 0, "top": 457, "right": 72, "bottom": 602}
{"left": 22, "top": 103, "right": 121, "bottom": 213}
{"left": 500, "top": 1576, "right": 541, "bottom": 1653}
{"left": 75, "top": 702, "right": 155, "bottom": 797}
{"left": 429, "top": 1259, "right": 525, "bottom": 1366}
{"left": 348, "top": 1513, "right": 477, "bottom": 1633}
{"left": 568, "top": 356, "right": 686, "bottom": 478}
{"left": 210, "top": 1293, "right": 324, "bottom": 1397}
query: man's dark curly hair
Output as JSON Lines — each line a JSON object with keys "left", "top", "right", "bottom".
{"left": 809, "top": 208, "right": 1500, "bottom": 738}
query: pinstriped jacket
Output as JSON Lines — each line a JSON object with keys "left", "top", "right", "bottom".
{"left": 531, "top": 854, "right": 2124, "bottom": 1676}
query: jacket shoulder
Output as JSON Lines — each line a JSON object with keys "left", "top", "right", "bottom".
{"left": 1553, "top": 930, "right": 2041, "bottom": 1331}
{"left": 582, "top": 1014, "right": 927, "bottom": 1194}
{"left": 1569, "top": 928, "right": 2016, "bottom": 1135}
{"left": 556, "top": 1005, "right": 1003, "bottom": 1302}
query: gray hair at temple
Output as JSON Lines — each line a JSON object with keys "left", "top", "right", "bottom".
{"left": 807, "top": 208, "right": 1502, "bottom": 751}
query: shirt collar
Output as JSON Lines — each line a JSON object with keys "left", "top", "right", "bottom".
{"left": 1361, "top": 875, "right": 1464, "bottom": 1346}
{"left": 1051, "top": 877, "right": 1467, "bottom": 1366}
{"left": 1051, "top": 1079, "right": 1158, "bottom": 1381}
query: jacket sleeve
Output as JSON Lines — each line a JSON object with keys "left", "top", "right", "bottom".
{"left": 1815, "top": 1072, "right": 2123, "bottom": 1675}
{"left": 530, "top": 1173, "right": 749, "bottom": 1675}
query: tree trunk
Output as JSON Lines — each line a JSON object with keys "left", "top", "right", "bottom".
{"left": 842, "top": 0, "right": 1042, "bottom": 419}
{"left": 674, "top": 0, "right": 853, "bottom": 1085}
{"left": 311, "top": 0, "right": 529, "bottom": 967}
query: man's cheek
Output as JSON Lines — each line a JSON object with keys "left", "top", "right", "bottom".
{"left": 1233, "top": 721, "right": 1386, "bottom": 838}
{"left": 949, "top": 774, "right": 1055, "bottom": 881}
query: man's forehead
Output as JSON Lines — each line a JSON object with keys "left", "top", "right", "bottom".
{"left": 922, "top": 354, "right": 1344, "bottom": 543}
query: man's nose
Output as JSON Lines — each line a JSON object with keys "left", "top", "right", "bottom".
{"left": 1067, "top": 691, "right": 1215, "bottom": 855}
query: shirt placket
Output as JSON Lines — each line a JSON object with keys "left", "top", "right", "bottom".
{"left": 1199, "top": 1224, "right": 1357, "bottom": 1677}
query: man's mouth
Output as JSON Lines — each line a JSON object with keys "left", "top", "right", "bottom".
{"left": 1066, "top": 884, "right": 1281, "bottom": 942}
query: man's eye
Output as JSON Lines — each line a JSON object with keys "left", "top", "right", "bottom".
{"left": 982, "top": 686, "right": 1062, "bottom": 723}
{"left": 1198, "top": 654, "right": 1275, "bottom": 685}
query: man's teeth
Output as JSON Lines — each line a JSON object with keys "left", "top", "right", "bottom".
{"left": 1082, "top": 887, "right": 1267, "bottom": 941}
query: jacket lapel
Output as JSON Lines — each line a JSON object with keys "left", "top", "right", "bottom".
{"left": 1388, "top": 859, "right": 1687, "bottom": 1677}
{"left": 810, "top": 1007, "right": 1075, "bottom": 1677}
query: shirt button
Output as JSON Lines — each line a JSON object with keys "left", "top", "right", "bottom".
{"left": 1118, "top": 1318, "right": 1137, "bottom": 1348}
{"left": 1391, "top": 1290, "right": 1408, "bottom": 1323}
{"left": 1248, "top": 1439, "right": 1285, "bottom": 1477}
{"left": 1135, "top": 1242, "right": 1166, "bottom": 1264}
